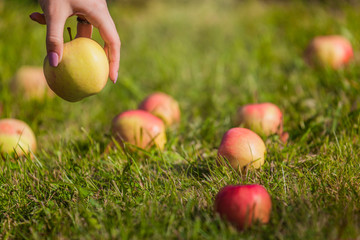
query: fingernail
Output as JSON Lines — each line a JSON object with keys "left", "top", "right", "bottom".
{"left": 48, "top": 52, "right": 59, "bottom": 67}
{"left": 114, "top": 72, "right": 118, "bottom": 84}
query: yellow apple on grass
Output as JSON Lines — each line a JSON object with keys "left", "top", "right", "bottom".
{"left": 43, "top": 37, "right": 109, "bottom": 102}
{"left": 111, "top": 110, "right": 167, "bottom": 151}
{"left": 0, "top": 118, "right": 37, "bottom": 157}
{"left": 10, "top": 66, "right": 55, "bottom": 100}
{"left": 217, "top": 128, "right": 266, "bottom": 172}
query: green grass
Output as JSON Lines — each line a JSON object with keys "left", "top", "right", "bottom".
{"left": 1, "top": 0, "right": 360, "bottom": 239}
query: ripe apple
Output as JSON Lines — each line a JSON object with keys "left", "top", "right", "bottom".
{"left": 214, "top": 184, "right": 272, "bottom": 230}
{"left": 138, "top": 92, "right": 181, "bottom": 126}
{"left": 304, "top": 35, "right": 353, "bottom": 69}
{"left": 43, "top": 37, "right": 109, "bottom": 102}
{"left": 0, "top": 118, "right": 37, "bottom": 157}
{"left": 111, "top": 110, "right": 166, "bottom": 151}
{"left": 10, "top": 66, "right": 55, "bottom": 100}
{"left": 217, "top": 128, "right": 266, "bottom": 171}
{"left": 235, "top": 103, "right": 284, "bottom": 138}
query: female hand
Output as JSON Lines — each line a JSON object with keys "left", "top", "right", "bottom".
{"left": 30, "top": 0, "right": 120, "bottom": 83}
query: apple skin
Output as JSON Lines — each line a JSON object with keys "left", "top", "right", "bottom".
{"left": 138, "top": 92, "right": 181, "bottom": 126}
{"left": 217, "top": 128, "right": 266, "bottom": 171}
{"left": 235, "top": 103, "right": 283, "bottom": 137}
{"left": 43, "top": 37, "right": 109, "bottom": 102}
{"left": 304, "top": 35, "right": 353, "bottom": 69}
{"left": 214, "top": 184, "right": 272, "bottom": 230}
{"left": 111, "top": 110, "right": 167, "bottom": 151}
{"left": 0, "top": 118, "right": 37, "bottom": 157}
{"left": 10, "top": 66, "right": 55, "bottom": 100}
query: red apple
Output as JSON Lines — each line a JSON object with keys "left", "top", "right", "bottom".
{"left": 111, "top": 110, "right": 166, "bottom": 151}
{"left": 214, "top": 184, "right": 272, "bottom": 230}
{"left": 0, "top": 118, "right": 37, "bottom": 157}
{"left": 10, "top": 66, "right": 55, "bottom": 100}
{"left": 138, "top": 92, "right": 180, "bottom": 126}
{"left": 235, "top": 103, "right": 284, "bottom": 138}
{"left": 304, "top": 35, "right": 353, "bottom": 69}
{"left": 217, "top": 128, "right": 266, "bottom": 171}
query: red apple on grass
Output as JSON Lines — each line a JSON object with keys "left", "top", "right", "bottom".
{"left": 234, "top": 102, "right": 288, "bottom": 142}
{"left": 138, "top": 92, "right": 181, "bottom": 126}
{"left": 214, "top": 184, "right": 272, "bottom": 230}
{"left": 0, "top": 118, "right": 37, "bottom": 157}
{"left": 10, "top": 66, "right": 55, "bottom": 100}
{"left": 217, "top": 128, "right": 266, "bottom": 171}
{"left": 304, "top": 35, "right": 353, "bottom": 69}
{"left": 43, "top": 37, "right": 109, "bottom": 102}
{"left": 111, "top": 110, "right": 166, "bottom": 151}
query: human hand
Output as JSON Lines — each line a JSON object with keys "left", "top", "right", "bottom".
{"left": 30, "top": 0, "right": 120, "bottom": 83}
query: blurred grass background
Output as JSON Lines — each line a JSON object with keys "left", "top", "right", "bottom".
{"left": 1, "top": 0, "right": 360, "bottom": 239}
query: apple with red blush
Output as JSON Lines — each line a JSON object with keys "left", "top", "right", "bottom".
{"left": 0, "top": 118, "right": 37, "bottom": 157}
{"left": 111, "top": 110, "right": 166, "bottom": 151}
{"left": 304, "top": 35, "right": 353, "bottom": 69}
{"left": 214, "top": 184, "right": 272, "bottom": 230}
{"left": 10, "top": 66, "right": 55, "bottom": 100}
{"left": 217, "top": 128, "right": 266, "bottom": 171}
{"left": 234, "top": 102, "right": 288, "bottom": 142}
{"left": 138, "top": 92, "right": 180, "bottom": 126}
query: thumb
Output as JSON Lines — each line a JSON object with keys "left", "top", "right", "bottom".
{"left": 45, "top": 14, "right": 67, "bottom": 67}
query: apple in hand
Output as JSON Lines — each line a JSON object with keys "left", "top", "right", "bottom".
{"left": 0, "top": 118, "right": 37, "bottom": 157}
{"left": 235, "top": 102, "right": 288, "bottom": 141}
{"left": 111, "top": 110, "right": 166, "bottom": 151}
{"left": 43, "top": 37, "right": 109, "bottom": 102}
{"left": 214, "top": 184, "right": 272, "bottom": 230}
{"left": 217, "top": 128, "right": 266, "bottom": 171}
{"left": 304, "top": 35, "right": 353, "bottom": 69}
{"left": 138, "top": 92, "right": 181, "bottom": 126}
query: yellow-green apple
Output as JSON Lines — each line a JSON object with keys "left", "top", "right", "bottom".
{"left": 138, "top": 92, "right": 181, "bottom": 126}
{"left": 217, "top": 128, "right": 266, "bottom": 171}
{"left": 304, "top": 35, "right": 353, "bottom": 69}
{"left": 43, "top": 37, "right": 109, "bottom": 102}
{"left": 0, "top": 118, "right": 37, "bottom": 157}
{"left": 111, "top": 110, "right": 166, "bottom": 151}
{"left": 10, "top": 66, "right": 55, "bottom": 100}
{"left": 214, "top": 184, "right": 272, "bottom": 230}
{"left": 234, "top": 103, "right": 287, "bottom": 141}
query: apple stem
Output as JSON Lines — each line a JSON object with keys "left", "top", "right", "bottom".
{"left": 67, "top": 27, "right": 73, "bottom": 41}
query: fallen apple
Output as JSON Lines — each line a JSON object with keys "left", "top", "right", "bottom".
{"left": 0, "top": 118, "right": 37, "bottom": 157}
{"left": 43, "top": 37, "right": 109, "bottom": 102}
{"left": 111, "top": 110, "right": 166, "bottom": 151}
{"left": 304, "top": 35, "right": 353, "bottom": 69}
{"left": 214, "top": 184, "right": 272, "bottom": 230}
{"left": 217, "top": 128, "right": 266, "bottom": 171}
{"left": 138, "top": 92, "right": 181, "bottom": 126}
{"left": 235, "top": 102, "right": 285, "bottom": 138}
{"left": 10, "top": 66, "right": 55, "bottom": 100}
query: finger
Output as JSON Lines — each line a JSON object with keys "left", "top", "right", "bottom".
{"left": 45, "top": 13, "right": 68, "bottom": 67}
{"left": 87, "top": 13, "right": 120, "bottom": 83}
{"left": 30, "top": 12, "right": 46, "bottom": 25}
{"left": 76, "top": 22, "right": 93, "bottom": 38}
{"left": 76, "top": 16, "right": 93, "bottom": 38}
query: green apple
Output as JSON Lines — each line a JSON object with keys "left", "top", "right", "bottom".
{"left": 43, "top": 37, "right": 109, "bottom": 102}
{"left": 0, "top": 118, "right": 37, "bottom": 157}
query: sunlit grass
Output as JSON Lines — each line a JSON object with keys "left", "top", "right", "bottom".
{"left": 1, "top": 0, "right": 360, "bottom": 239}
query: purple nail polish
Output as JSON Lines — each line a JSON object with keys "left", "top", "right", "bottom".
{"left": 48, "top": 52, "right": 59, "bottom": 67}
{"left": 114, "top": 73, "right": 118, "bottom": 84}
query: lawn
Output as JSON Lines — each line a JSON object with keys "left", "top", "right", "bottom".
{"left": 1, "top": 0, "right": 360, "bottom": 239}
